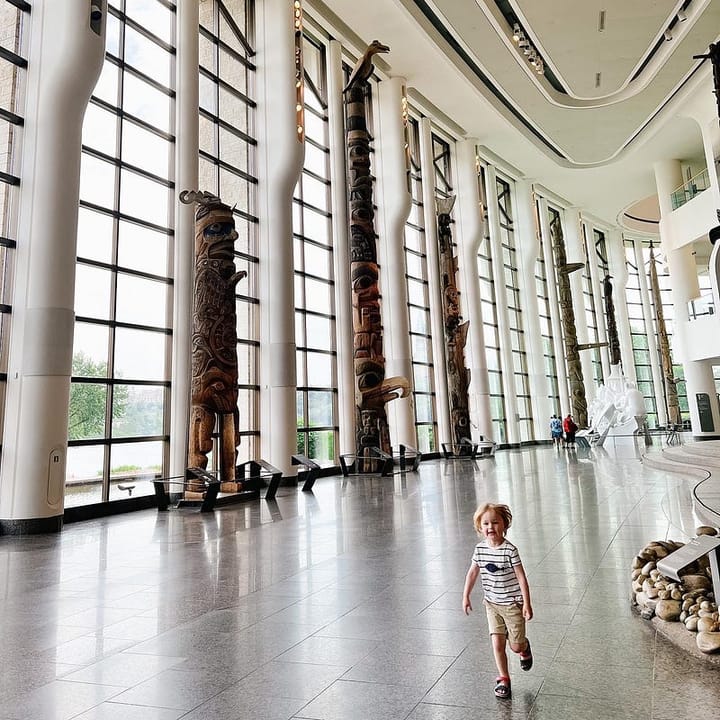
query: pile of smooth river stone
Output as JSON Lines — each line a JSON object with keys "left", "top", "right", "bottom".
{"left": 631, "top": 526, "right": 720, "bottom": 654}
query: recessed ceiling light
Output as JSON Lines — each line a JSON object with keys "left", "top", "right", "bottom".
{"left": 678, "top": 10, "right": 687, "bottom": 22}
{"left": 664, "top": 29, "right": 673, "bottom": 41}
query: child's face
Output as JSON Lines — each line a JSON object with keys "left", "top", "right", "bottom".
{"left": 480, "top": 510, "right": 506, "bottom": 543}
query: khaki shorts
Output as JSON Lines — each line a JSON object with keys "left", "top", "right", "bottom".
{"left": 484, "top": 599, "right": 526, "bottom": 644}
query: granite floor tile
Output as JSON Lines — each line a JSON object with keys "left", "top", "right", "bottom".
{"left": 293, "top": 679, "right": 426, "bottom": 720}
{"left": 342, "top": 647, "right": 456, "bottom": 688}
{"left": 0, "top": 680, "right": 122, "bottom": 720}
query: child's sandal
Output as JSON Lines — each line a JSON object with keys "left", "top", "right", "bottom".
{"left": 494, "top": 676, "right": 511, "bottom": 699}
{"left": 520, "top": 638, "right": 533, "bottom": 671}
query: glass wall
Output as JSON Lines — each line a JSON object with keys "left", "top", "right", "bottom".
{"left": 405, "top": 118, "right": 437, "bottom": 452}
{"left": 69, "top": 0, "right": 177, "bottom": 506}
{"left": 293, "top": 34, "right": 337, "bottom": 463}
{"left": 496, "top": 175, "right": 533, "bottom": 441}
{"left": 582, "top": 225, "right": 603, "bottom": 387}
{"left": 535, "top": 201, "right": 560, "bottom": 414}
{"left": 199, "top": 0, "right": 259, "bottom": 465}
{"left": 624, "top": 240, "right": 658, "bottom": 427}
{"left": 0, "top": 0, "right": 28, "bottom": 455}
{"left": 477, "top": 166, "right": 506, "bottom": 442}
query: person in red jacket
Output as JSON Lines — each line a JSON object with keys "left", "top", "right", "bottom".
{"left": 563, "top": 414, "right": 578, "bottom": 448}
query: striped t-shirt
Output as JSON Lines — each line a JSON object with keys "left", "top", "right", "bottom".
{"left": 472, "top": 538, "right": 522, "bottom": 605}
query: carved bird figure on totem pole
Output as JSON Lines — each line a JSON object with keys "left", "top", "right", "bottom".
{"left": 343, "top": 39, "right": 390, "bottom": 93}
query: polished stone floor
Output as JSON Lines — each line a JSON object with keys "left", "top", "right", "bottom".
{"left": 1, "top": 440, "right": 720, "bottom": 719}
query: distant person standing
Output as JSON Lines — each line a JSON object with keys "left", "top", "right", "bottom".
{"left": 563, "top": 413, "right": 578, "bottom": 448}
{"left": 549, "top": 415, "right": 563, "bottom": 447}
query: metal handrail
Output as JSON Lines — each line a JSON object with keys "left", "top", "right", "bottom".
{"left": 670, "top": 167, "right": 710, "bottom": 210}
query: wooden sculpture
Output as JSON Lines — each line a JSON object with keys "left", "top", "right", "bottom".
{"left": 602, "top": 274, "right": 622, "bottom": 367}
{"left": 344, "top": 41, "right": 409, "bottom": 464}
{"left": 550, "top": 214, "right": 588, "bottom": 427}
{"left": 180, "top": 190, "right": 246, "bottom": 490}
{"left": 648, "top": 245, "right": 680, "bottom": 425}
{"left": 437, "top": 196, "right": 471, "bottom": 443}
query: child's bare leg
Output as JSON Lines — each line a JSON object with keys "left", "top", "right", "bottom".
{"left": 491, "top": 633, "right": 509, "bottom": 678}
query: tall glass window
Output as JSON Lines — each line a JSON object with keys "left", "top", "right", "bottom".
{"left": 0, "top": 0, "right": 28, "bottom": 454}
{"left": 405, "top": 118, "right": 437, "bottom": 452}
{"left": 625, "top": 240, "right": 658, "bottom": 426}
{"left": 496, "top": 175, "right": 533, "bottom": 441}
{"left": 535, "top": 200, "right": 560, "bottom": 413}
{"left": 294, "top": 35, "right": 337, "bottom": 463}
{"left": 582, "top": 225, "right": 603, "bottom": 387}
{"left": 477, "top": 167, "right": 506, "bottom": 442}
{"left": 70, "top": 0, "right": 177, "bottom": 506}
{"left": 199, "top": 0, "right": 259, "bottom": 464}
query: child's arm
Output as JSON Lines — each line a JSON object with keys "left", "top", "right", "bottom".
{"left": 514, "top": 563, "right": 533, "bottom": 620}
{"left": 462, "top": 563, "right": 480, "bottom": 615}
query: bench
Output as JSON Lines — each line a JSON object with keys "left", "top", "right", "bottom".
{"left": 442, "top": 436, "right": 496, "bottom": 459}
{"left": 339, "top": 447, "right": 394, "bottom": 477}
{"left": 290, "top": 454, "right": 321, "bottom": 494}
{"left": 395, "top": 444, "right": 422, "bottom": 472}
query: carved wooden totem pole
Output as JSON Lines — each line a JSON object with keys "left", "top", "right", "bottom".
{"left": 550, "top": 214, "right": 588, "bottom": 427}
{"left": 344, "top": 41, "right": 409, "bottom": 465}
{"left": 648, "top": 245, "right": 680, "bottom": 425}
{"left": 602, "top": 274, "right": 622, "bottom": 367}
{"left": 180, "top": 190, "right": 247, "bottom": 490}
{"left": 437, "top": 196, "right": 471, "bottom": 443}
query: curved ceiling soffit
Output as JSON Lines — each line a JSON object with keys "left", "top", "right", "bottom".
{"left": 495, "top": 0, "right": 710, "bottom": 107}
{"left": 407, "top": 0, "right": 715, "bottom": 167}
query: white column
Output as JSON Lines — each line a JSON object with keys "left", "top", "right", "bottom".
{"left": 456, "top": 139, "right": 493, "bottom": 442}
{"left": 515, "top": 180, "right": 551, "bottom": 438}
{"left": 653, "top": 158, "right": 718, "bottom": 434}
{"left": 564, "top": 208, "right": 595, "bottom": 402}
{"left": 0, "top": 1, "right": 105, "bottom": 533}
{"left": 256, "top": 0, "right": 304, "bottom": 475}
{"left": 419, "top": 119, "right": 451, "bottom": 447}
{"left": 327, "top": 40, "right": 354, "bottom": 457}
{"left": 456, "top": 140, "right": 493, "bottom": 441}
{"left": 633, "top": 238, "right": 667, "bottom": 427}
{"left": 485, "top": 165, "right": 518, "bottom": 444}
{"left": 169, "top": 1, "right": 199, "bottom": 478}
{"left": 375, "top": 77, "right": 414, "bottom": 447}
{"left": 537, "top": 197, "right": 570, "bottom": 414}
{"left": 583, "top": 220, "right": 611, "bottom": 381}
{"left": 607, "top": 230, "right": 636, "bottom": 383}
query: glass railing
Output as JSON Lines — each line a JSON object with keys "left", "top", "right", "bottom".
{"left": 670, "top": 168, "right": 710, "bottom": 210}
{"left": 688, "top": 290, "right": 715, "bottom": 320}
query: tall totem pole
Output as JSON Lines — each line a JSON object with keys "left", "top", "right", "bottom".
{"left": 437, "top": 196, "right": 471, "bottom": 443}
{"left": 180, "top": 190, "right": 246, "bottom": 491}
{"left": 550, "top": 214, "right": 588, "bottom": 427}
{"left": 344, "top": 41, "right": 409, "bottom": 464}
{"left": 648, "top": 245, "right": 680, "bottom": 425}
{"left": 602, "top": 274, "right": 622, "bottom": 367}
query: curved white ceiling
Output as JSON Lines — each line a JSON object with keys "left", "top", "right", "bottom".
{"left": 405, "top": 0, "right": 720, "bottom": 165}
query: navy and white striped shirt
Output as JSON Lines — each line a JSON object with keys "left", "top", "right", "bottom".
{"left": 472, "top": 539, "right": 522, "bottom": 605}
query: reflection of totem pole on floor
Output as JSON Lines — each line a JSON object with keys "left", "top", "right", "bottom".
{"left": 649, "top": 246, "right": 680, "bottom": 425}
{"left": 550, "top": 214, "right": 588, "bottom": 427}
{"left": 437, "top": 196, "right": 471, "bottom": 443}
{"left": 344, "top": 41, "right": 409, "bottom": 464}
{"left": 180, "top": 190, "right": 247, "bottom": 490}
{"left": 602, "top": 274, "right": 621, "bottom": 367}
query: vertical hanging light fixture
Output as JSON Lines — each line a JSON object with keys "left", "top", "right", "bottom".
{"left": 294, "top": 0, "right": 304, "bottom": 142}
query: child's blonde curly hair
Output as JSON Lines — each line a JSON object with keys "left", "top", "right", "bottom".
{"left": 473, "top": 502, "right": 512, "bottom": 534}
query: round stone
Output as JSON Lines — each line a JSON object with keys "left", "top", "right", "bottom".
{"left": 696, "top": 631, "right": 720, "bottom": 653}
{"left": 655, "top": 599, "right": 682, "bottom": 621}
